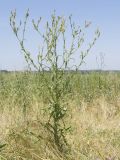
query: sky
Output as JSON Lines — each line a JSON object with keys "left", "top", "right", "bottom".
{"left": 0, "top": 0, "right": 120, "bottom": 70}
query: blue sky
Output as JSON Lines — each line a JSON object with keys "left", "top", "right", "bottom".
{"left": 0, "top": 0, "right": 120, "bottom": 70}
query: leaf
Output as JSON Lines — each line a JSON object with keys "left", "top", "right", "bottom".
{"left": 0, "top": 144, "right": 6, "bottom": 151}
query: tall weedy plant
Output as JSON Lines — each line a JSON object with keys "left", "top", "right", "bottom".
{"left": 10, "top": 10, "right": 100, "bottom": 151}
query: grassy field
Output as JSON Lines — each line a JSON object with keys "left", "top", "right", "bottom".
{"left": 0, "top": 71, "right": 120, "bottom": 160}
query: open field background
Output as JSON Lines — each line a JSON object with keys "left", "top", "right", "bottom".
{"left": 0, "top": 71, "right": 120, "bottom": 160}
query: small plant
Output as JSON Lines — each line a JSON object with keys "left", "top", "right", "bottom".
{"left": 10, "top": 10, "right": 100, "bottom": 151}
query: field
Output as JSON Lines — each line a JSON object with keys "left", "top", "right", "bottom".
{"left": 0, "top": 71, "right": 120, "bottom": 160}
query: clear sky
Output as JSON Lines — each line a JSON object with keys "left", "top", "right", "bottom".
{"left": 0, "top": 0, "right": 120, "bottom": 70}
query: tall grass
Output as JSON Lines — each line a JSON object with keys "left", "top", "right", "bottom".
{"left": 1, "top": 71, "right": 120, "bottom": 111}
{"left": 1, "top": 71, "right": 120, "bottom": 159}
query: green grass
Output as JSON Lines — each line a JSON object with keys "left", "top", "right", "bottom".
{"left": 0, "top": 71, "right": 120, "bottom": 159}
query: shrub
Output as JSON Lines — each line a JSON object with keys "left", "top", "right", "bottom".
{"left": 10, "top": 10, "right": 100, "bottom": 151}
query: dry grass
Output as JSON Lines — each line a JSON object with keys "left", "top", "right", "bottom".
{"left": 1, "top": 97, "right": 120, "bottom": 159}
{"left": 0, "top": 72, "right": 120, "bottom": 159}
